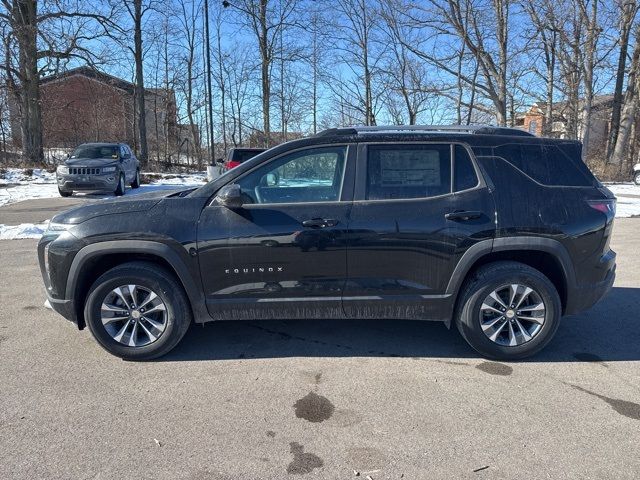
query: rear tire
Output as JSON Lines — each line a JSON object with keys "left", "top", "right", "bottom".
{"left": 131, "top": 169, "right": 140, "bottom": 188}
{"left": 58, "top": 187, "right": 72, "bottom": 197}
{"left": 455, "top": 261, "right": 561, "bottom": 360}
{"left": 114, "top": 173, "right": 125, "bottom": 196}
{"left": 84, "top": 262, "right": 192, "bottom": 360}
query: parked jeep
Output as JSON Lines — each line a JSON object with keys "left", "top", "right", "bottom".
{"left": 56, "top": 143, "right": 140, "bottom": 197}
{"left": 38, "top": 125, "right": 616, "bottom": 360}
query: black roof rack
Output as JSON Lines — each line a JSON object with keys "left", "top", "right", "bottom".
{"left": 316, "top": 125, "right": 534, "bottom": 137}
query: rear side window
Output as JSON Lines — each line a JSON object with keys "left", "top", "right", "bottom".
{"left": 494, "top": 143, "right": 593, "bottom": 187}
{"left": 366, "top": 145, "right": 451, "bottom": 200}
{"left": 454, "top": 145, "right": 479, "bottom": 191}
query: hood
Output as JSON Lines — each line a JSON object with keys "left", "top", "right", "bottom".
{"left": 52, "top": 188, "right": 185, "bottom": 225}
{"left": 65, "top": 158, "right": 119, "bottom": 167}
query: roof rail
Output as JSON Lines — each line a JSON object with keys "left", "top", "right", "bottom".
{"left": 316, "top": 125, "right": 534, "bottom": 137}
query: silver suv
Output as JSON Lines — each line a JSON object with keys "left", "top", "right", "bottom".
{"left": 56, "top": 143, "right": 140, "bottom": 197}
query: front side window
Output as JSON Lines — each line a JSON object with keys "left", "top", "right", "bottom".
{"left": 366, "top": 144, "right": 452, "bottom": 200}
{"left": 236, "top": 146, "right": 347, "bottom": 204}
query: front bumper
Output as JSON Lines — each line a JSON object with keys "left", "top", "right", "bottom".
{"left": 45, "top": 290, "right": 80, "bottom": 327}
{"left": 57, "top": 172, "right": 119, "bottom": 191}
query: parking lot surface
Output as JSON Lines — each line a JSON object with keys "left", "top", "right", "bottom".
{"left": 0, "top": 198, "right": 639, "bottom": 479}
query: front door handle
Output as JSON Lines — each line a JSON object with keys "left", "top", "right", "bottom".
{"left": 445, "top": 210, "right": 483, "bottom": 221}
{"left": 302, "top": 218, "right": 339, "bottom": 228}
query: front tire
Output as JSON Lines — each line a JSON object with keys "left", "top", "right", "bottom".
{"left": 114, "top": 173, "right": 125, "bottom": 196}
{"left": 58, "top": 187, "right": 72, "bottom": 197}
{"left": 455, "top": 261, "right": 561, "bottom": 360}
{"left": 131, "top": 169, "right": 140, "bottom": 188}
{"left": 84, "top": 262, "right": 192, "bottom": 360}
{"left": 634, "top": 171, "right": 640, "bottom": 186}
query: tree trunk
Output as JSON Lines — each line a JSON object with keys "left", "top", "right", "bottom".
{"left": 611, "top": 28, "right": 640, "bottom": 165}
{"left": 607, "top": 1, "right": 638, "bottom": 160}
{"left": 259, "top": 0, "right": 270, "bottom": 145}
{"left": 134, "top": 0, "right": 148, "bottom": 166}
{"left": 13, "top": 0, "right": 43, "bottom": 164}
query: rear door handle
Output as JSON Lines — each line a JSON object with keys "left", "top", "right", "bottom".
{"left": 302, "top": 218, "right": 339, "bottom": 228}
{"left": 445, "top": 210, "right": 482, "bottom": 221}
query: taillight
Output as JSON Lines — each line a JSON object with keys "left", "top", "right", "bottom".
{"left": 587, "top": 198, "right": 616, "bottom": 216}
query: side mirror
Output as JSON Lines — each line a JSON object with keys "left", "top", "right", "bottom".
{"left": 65, "top": 153, "right": 70, "bottom": 159}
{"left": 215, "top": 184, "right": 244, "bottom": 209}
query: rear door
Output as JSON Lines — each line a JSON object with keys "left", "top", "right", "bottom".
{"left": 343, "top": 142, "right": 495, "bottom": 321}
{"left": 197, "top": 144, "right": 356, "bottom": 320}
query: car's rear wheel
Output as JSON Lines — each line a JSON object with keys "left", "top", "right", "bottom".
{"left": 114, "top": 173, "right": 125, "bottom": 196}
{"left": 455, "top": 261, "right": 561, "bottom": 360}
{"left": 634, "top": 171, "right": 640, "bottom": 186}
{"left": 58, "top": 187, "right": 72, "bottom": 197}
{"left": 131, "top": 169, "right": 140, "bottom": 188}
{"left": 84, "top": 262, "right": 192, "bottom": 360}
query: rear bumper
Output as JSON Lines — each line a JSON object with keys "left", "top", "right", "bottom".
{"left": 565, "top": 250, "right": 616, "bottom": 315}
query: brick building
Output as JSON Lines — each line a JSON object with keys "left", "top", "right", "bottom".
{"left": 10, "top": 66, "right": 198, "bottom": 157}
{"left": 516, "top": 95, "right": 616, "bottom": 146}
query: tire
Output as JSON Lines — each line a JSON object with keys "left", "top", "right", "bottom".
{"left": 455, "top": 261, "right": 561, "bottom": 360}
{"left": 634, "top": 171, "right": 640, "bottom": 186}
{"left": 131, "top": 169, "right": 140, "bottom": 188}
{"left": 114, "top": 173, "right": 125, "bottom": 196}
{"left": 84, "top": 261, "right": 192, "bottom": 360}
{"left": 58, "top": 187, "right": 72, "bottom": 197}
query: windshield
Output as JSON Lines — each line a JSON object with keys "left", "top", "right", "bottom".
{"left": 71, "top": 145, "right": 119, "bottom": 160}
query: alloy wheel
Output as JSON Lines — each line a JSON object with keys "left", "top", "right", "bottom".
{"left": 100, "top": 285, "right": 167, "bottom": 347}
{"left": 479, "top": 283, "right": 546, "bottom": 346}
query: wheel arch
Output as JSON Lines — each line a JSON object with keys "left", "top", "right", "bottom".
{"left": 67, "top": 241, "right": 208, "bottom": 329}
{"left": 447, "top": 237, "right": 576, "bottom": 323}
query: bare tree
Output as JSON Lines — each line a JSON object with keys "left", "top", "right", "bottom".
{"left": 0, "top": 0, "right": 117, "bottom": 163}
{"left": 607, "top": 0, "right": 638, "bottom": 159}
{"left": 522, "top": 0, "right": 559, "bottom": 136}
{"left": 327, "top": 0, "right": 385, "bottom": 126}
{"left": 177, "top": 0, "right": 203, "bottom": 166}
{"left": 222, "top": 0, "right": 302, "bottom": 146}
{"left": 610, "top": 24, "right": 640, "bottom": 166}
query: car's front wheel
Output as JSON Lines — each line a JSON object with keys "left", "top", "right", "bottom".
{"left": 58, "top": 187, "right": 72, "bottom": 197}
{"left": 455, "top": 261, "right": 561, "bottom": 360}
{"left": 84, "top": 262, "right": 192, "bottom": 360}
{"left": 114, "top": 173, "right": 125, "bottom": 196}
{"left": 131, "top": 169, "right": 140, "bottom": 188}
{"left": 634, "top": 171, "right": 640, "bottom": 186}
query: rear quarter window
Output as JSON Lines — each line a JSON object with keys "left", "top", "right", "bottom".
{"left": 493, "top": 143, "right": 593, "bottom": 187}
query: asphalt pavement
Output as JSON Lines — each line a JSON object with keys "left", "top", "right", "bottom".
{"left": 0, "top": 198, "right": 639, "bottom": 479}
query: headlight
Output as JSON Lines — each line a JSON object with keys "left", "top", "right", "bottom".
{"left": 57, "top": 165, "right": 69, "bottom": 174}
{"left": 102, "top": 166, "right": 117, "bottom": 173}
{"left": 43, "top": 222, "right": 72, "bottom": 239}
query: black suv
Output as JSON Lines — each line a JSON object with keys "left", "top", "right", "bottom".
{"left": 38, "top": 125, "right": 616, "bottom": 360}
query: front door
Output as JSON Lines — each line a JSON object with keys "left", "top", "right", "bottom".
{"left": 343, "top": 142, "right": 495, "bottom": 321}
{"left": 197, "top": 144, "right": 355, "bottom": 320}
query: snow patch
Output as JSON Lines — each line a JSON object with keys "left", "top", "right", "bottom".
{"left": 605, "top": 183, "right": 640, "bottom": 218}
{"left": 0, "top": 221, "right": 50, "bottom": 240}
